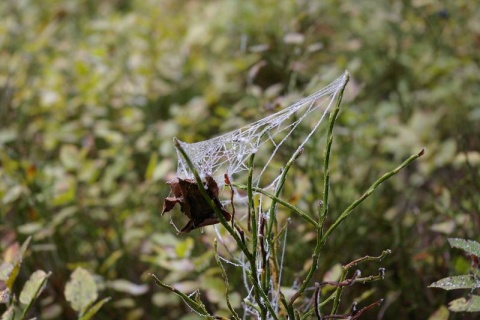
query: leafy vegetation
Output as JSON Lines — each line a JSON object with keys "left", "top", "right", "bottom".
{"left": 429, "top": 238, "right": 480, "bottom": 313}
{"left": 0, "top": 0, "right": 479, "bottom": 319}
{"left": 1, "top": 237, "right": 106, "bottom": 319}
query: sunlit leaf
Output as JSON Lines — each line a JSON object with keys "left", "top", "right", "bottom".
{"left": 0, "top": 263, "right": 13, "bottom": 281}
{"left": 19, "top": 270, "right": 50, "bottom": 305}
{"left": 448, "top": 295, "right": 480, "bottom": 312}
{"left": 65, "top": 268, "right": 98, "bottom": 314}
{"left": 429, "top": 275, "right": 480, "bottom": 291}
{"left": 60, "top": 144, "right": 80, "bottom": 170}
{"left": 2, "top": 186, "right": 23, "bottom": 205}
{"left": 5, "top": 237, "right": 31, "bottom": 291}
{"left": 107, "top": 279, "right": 148, "bottom": 296}
{"left": 430, "top": 220, "right": 455, "bottom": 234}
{"left": 448, "top": 238, "right": 480, "bottom": 258}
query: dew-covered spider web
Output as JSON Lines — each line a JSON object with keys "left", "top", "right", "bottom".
{"left": 171, "top": 72, "right": 349, "bottom": 319}
{"left": 175, "top": 72, "right": 348, "bottom": 191}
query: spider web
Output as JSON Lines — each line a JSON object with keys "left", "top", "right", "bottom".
{"left": 173, "top": 72, "right": 348, "bottom": 319}
{"left": 175, "top": 72, "right": 348, "bottom": 190}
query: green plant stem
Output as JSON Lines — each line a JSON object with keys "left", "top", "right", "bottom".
{"left": 214, "top": 239, "right": 241, "bottom": 320}
{"left": 232, "top": 184, "right": 319, "bottom": 228}
{"left": 280, "top": 292, "right": 295, "bottom": 319}
{"left": 263, "top": 148, "right": 304, "bottom": 292}
{"left": 288, "top": 71, "right": 350, "bottom": 307}
{"left": 247, "top": 154, "right": 259, "bottom": 278}
{"left": 288, "top": 227, "right": 322, "bottom": 306}
{"left": 246, "top": 273, "right": 280, "bottom": 320}
{"left": 320, "top": 71, "right": 349, "bottom": 231}
{"left": 321, "top": 148, "right": 425, "bottom": 244}
{"left": 149, "top": 273, "right": 213, "bottom": 318}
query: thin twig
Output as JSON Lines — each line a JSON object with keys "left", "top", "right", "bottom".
{"left": 332, "top": 250, "right": 391, "bottom": 314}
{"left": 214, "top": 239, "right": 241, "bottom": 320}
{"left": 232, "top": 183, "right": 319, "bottom": 228}
{"left": 149, "top": 273, "right": 212, "bottom": 318}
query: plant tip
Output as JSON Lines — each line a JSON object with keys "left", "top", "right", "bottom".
{"left": 173, "top": 137, "right": 179, "bottom": 146}
{"left": 418, "top": 148, "right": 425, "bottom": 156}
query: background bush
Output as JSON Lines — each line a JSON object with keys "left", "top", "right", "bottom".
{"left": 0, "top": 0, "right": 478, "bottom": 319}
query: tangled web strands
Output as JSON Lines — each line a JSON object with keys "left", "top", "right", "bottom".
{"left": 175, "top": 72, "right": 348, "bottom": 189}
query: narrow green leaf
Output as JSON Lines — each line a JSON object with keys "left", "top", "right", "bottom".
{"left": 65, "top": 268, "right": 98, "bottom": 314}
{"left": 19, "top": 236, "right": 32, "bottom": 259}
{"left": 448, "top": 238, "right": 480, "bottom": 258}
{"left": 79, "top": 297, "right": 111, "bottom": 320}
{"left": 214, "top": 239, "right": 240, "bottom": 320}
{"left": 149, "top": 273, "right": 211, "bottom": 317}
{"left": 429, "top": 275, "right": 480, "bottom": 290}
{"left": 448, "top": 295, "right": 480, "bottom": 312}
{"left": 5, "top": 262, "right": 20, "bottom": 292}
{"left": 144, "top": 153, "right": 158, "bottom": 180}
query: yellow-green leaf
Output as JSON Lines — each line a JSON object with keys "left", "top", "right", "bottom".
{"left": 428, "top": 305, "right": 449, "bottom": 320}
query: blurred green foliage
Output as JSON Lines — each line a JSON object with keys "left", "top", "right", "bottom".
{"left": 0, "top": 0, "right": 479, "bottom": 319}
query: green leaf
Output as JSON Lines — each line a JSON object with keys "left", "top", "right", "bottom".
{"left": 5, "top": 263, "right": 20, "bottom": 292}
{"left": 65, "top": 267, "right": 98, "bottom": 314}
{"left": 79, "top": 297, "right": 111, "bottom": 320}
{"left": 60, "top": 144, "right": 80, "bottom": 170}
{"left": 448, "top": 238, "right": 480, "bottom": 258}
{"left": 19, "top": 270, "right": 51, "bottom": 319}
{"left": 19, "top": 236, "right": 32, "bottom": 258}
{"left": 19, "top": 270, "right": 50, "bottom": 305}
{"left": 428, "top": 305, "right": 449, "bottom": 320}
{"left": 429, "top": 275, "right": 480, "bottom": 291}
{"left": 175, "top": 238, "right": 194, "bottom": 258}
{"left": 1, "top": 305, "right": 15, "bottom": 320}
{"left": 2, "top": 185, "right": 23, "bottom": 204}
{"left": 448, "top": 295, "right": 480, "bottom": 312}
{"left": 5, "top": 237, "right": 32, "bottom": 291}
{"left": 0, "top": 263, "right": 13, "bottom": 281}
{"left": 144, "top": 153, "right": 158, "bottom": 180}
